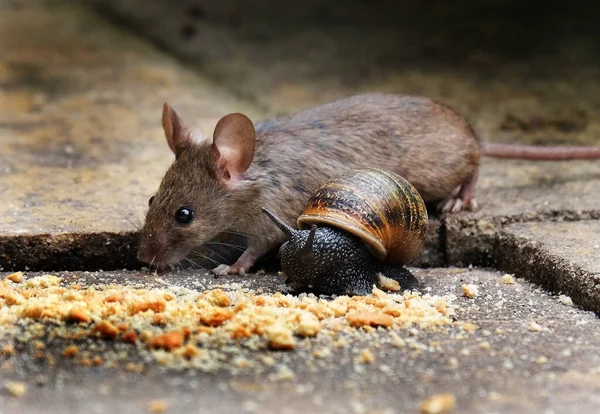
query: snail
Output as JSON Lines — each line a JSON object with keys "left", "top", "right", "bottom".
{"left": 262, "top": 168, "right": 429, "bottom": 296}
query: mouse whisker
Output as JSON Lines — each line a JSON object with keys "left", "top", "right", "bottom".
{"left": 195, "top": 247, "right": 230, "bottom": 266}
{"left": 204, "top": 242, "right": 247, "bottom": 253}
{"left": 220, "top": 230, "right": 265, "bottom": 239}
{"left": 188, "top": 251, "right": 220, "bottom": 268}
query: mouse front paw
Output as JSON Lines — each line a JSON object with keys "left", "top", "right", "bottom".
{"left": 212, "top": 264, "right": 247, "bottom": 276}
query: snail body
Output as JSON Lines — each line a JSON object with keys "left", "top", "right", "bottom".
{"left": 262, "top": 168, "right": 428, "bottom": 296}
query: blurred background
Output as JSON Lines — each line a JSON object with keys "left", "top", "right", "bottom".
{"left": 89, "top": 0, "right": 600, "bottom": 145}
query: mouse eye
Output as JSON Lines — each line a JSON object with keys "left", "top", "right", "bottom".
{"left": 175, "top": 207, "right": 194, "bottom": 224}
{"left": 148, "top": 196, "right": 155, "bottom": 207}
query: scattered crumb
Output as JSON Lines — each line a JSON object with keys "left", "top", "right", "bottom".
{"left": 501, "top": 274, "right": 515, "bottom": 285}
{"left": 271, "top": 365, "right": 294, "bottom": 381}
{"left": 390, "top": 333, "right": 406, "bottom": 348}
{"left": 529, "top": 322, "right": 544, "bottom": 332}
{"left": 295, "top": 312, "right": 321, "bottom": 337}
{"left": 420, "top": 393, "right": 456, "bottom": 414}
{"left": 149, "top": 400, "right": 168, "bottom": 413}
{"left": 68, "top": 307, "right": 91, "bottom": 324}
{"left": 2, "top": 344, "right": 15, "bottom": 356}
{"left": 536, "top": 356, "right": 549, "bottom": 364}
{"left": 460, "top": 322, "right": 479, "bottom": 332}
{"left": 313, "top": 348, "right": 331, "bottom": 359}
{"left": 461, "top": 284, "right": 478, "bottom": 299}
{"left": 0, "top": 272, "right": 457, "bottom": 373}
{"left": 357, "top": 349, "right": 375, "bottom": 364}
{"left": 378, "top": 275, "right": 400, "bottom": 292}
{"left": 558, "top": 295, "right": 573, "bottom": 307}
{"left": 93, "top": 321, "right": 119, "bottom": 339}
{"left": 62, "top": 345, "right": 79, "bottom": 358}
{"left": 265, "top": 323, "right": 295, "bottom": 350}
{"left": 6, "top": 272, "right": 23, "bottom": 283}
{"left": 346, "top": 311, "right": 394, "bottom": 328}
{"left": 149, "top": 331, "right": 185, "bottom": 351}
{"left": 479, "top": 341, "right": 490, "bottom": 350}
{"left": 5, "top": 381, "right": 27, "bottom": 397}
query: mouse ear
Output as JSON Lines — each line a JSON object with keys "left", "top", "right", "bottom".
{"left": 212, "top": 113, "right": 256, "bottom": 188}
{"left": 162, "top": 103, "right": 191, "bottom": 157}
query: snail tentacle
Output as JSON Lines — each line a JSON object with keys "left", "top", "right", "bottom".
{"left": 261, "top": 207, "right": 296, "bottom": 239}
{"left": 302, "top": 225, "right": 318, "bottom": 253}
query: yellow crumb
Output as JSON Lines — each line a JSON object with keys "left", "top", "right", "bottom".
{"left": 420, "top": 393, "right": 456, "bottom": 414}
{"left": 536, "top": 356, "right": 548, "bottom": 364}
{"left": 62, "top": 345, "right": 79, "bottom": 358}
{"left": 461, "top": 284, "right": 478, "bottom": 298}
{"left": 5, "top": 381, "right": 27, "bottom": 397}
{"left": 295, "top": 313, "right": 321, "bottom": 337}
{"left": 149, "top": 400, "right": 168, "bottom": 412}
{"left": 6, "top": 272, "right": 23, "bottom": 283}
{"left": 357, "top": 349, "right": 375, "bottom": 364}
{"left": 265, "top": 323, "right": 295, "bottom": 350}
{"left": 501, "top": 274, "right": 515, "bottom": 284}
{"left": 529, "top": 322, "right": 544, "bottom": 332}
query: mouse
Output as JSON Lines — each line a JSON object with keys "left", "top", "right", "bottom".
{"left": 137, "top": 93, "right": 600, "bottom": 275}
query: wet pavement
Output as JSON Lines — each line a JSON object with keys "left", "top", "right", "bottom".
{"left": 1, "top": 0, "right": 600, "bottom": 413}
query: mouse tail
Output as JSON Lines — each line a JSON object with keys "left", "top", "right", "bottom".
{"left": 481, "top": 142, "right": 600, "bottom": 160}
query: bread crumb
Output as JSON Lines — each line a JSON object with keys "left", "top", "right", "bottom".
{"left": 62, "top": 345, "right": 79, "bottom": 358}
{"left": 420, "top": 393, "right": 456, "bottom": 414}
{"left": 2, "top": 344, "right": 15, "bottom": 357}
{"left": 265, "top": 323, "right": 295, "bottom": 350}
{"left": 68, "top": 307, "right": 91, "bottom": 324}
{"left": 199, "top": 307, "right": 235, "bottom": 327}
{"left": 6, "top": 272, "right": 23, "bottom": 283}
{"left": 390, "top": 333, "right": 406, "bottom": 348}
{"left": 558, "top": 295, "right": 573, "bottom": 307}
{"left": 313, "top": 348, "right": 331, "bottom": 359}
{"left": 271, "top": 365, "right": 294, "bottom": 381}
{"left": 346, "top": 311, "right": 394, "bottom": 328}
{"left": 479, "top": 341, "right": 490, "bottom": 350}
{"left": 358, "top": 349, "right": 375, "bottom": 364}
{"left": 461, "top": 284, "right": 478, "bottom": 298}
{"left": 460, "top": 322, "right": 479, "bottom": 332}
{"left": 529, "top": 322, "right": 544, "bottom": 332}
{"left": 501, "top": 274, "right": 515, "bottom": 284}
{"left": 183, "top": 344, "right": 201, "bottom": 359}
{"left": 378, "top": 275, "right": 400, "bottom": 292}
{"left": 92, "top": 321, "right": 120, "bottom": 339}
{"left": 149, "top": 331, "right": 185, "bottom": 351}
{"left": 295, "top": 312, "right": 321, "bottom": 337}
{"left": 149, "top": 400, "right": 168, "bottom": 412}
{"left": 5, "top": 381, "right": 27, "bottom": 397}
{"left": 536, "top": 355, "right": 548, "bottom": 364}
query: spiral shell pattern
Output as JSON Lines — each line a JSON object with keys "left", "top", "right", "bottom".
{"left": 297, "top": 168, "right": 428, "bottom": 266}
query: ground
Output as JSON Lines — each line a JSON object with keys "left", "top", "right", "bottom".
{"left": 0, "top": 0, "right": 599, "bottom": 413}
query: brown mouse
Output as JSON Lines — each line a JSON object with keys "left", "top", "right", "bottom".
{"left": 137, "top": 93, "right": 600, "bottom": 274}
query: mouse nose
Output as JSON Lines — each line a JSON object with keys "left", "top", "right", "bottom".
{"left": 137, "top": 232, "right": 167, "bottom": 265}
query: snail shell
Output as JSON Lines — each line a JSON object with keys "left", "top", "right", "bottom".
{"left": 296, "top": 168, "right": 428, "bottom": 266}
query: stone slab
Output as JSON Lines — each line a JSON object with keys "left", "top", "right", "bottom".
{"left": 1, "top": 268, "right": 600, "bottom": 413}
{"left": 446, "top": 219, "right": 600, "bottom": 313}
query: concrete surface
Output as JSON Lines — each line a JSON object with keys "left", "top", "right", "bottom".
{"left": 2, "top": 268, "right": 600, "bottom": 414}
{"left": 1, "top": 0, "right": 600, "bottom": 413}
